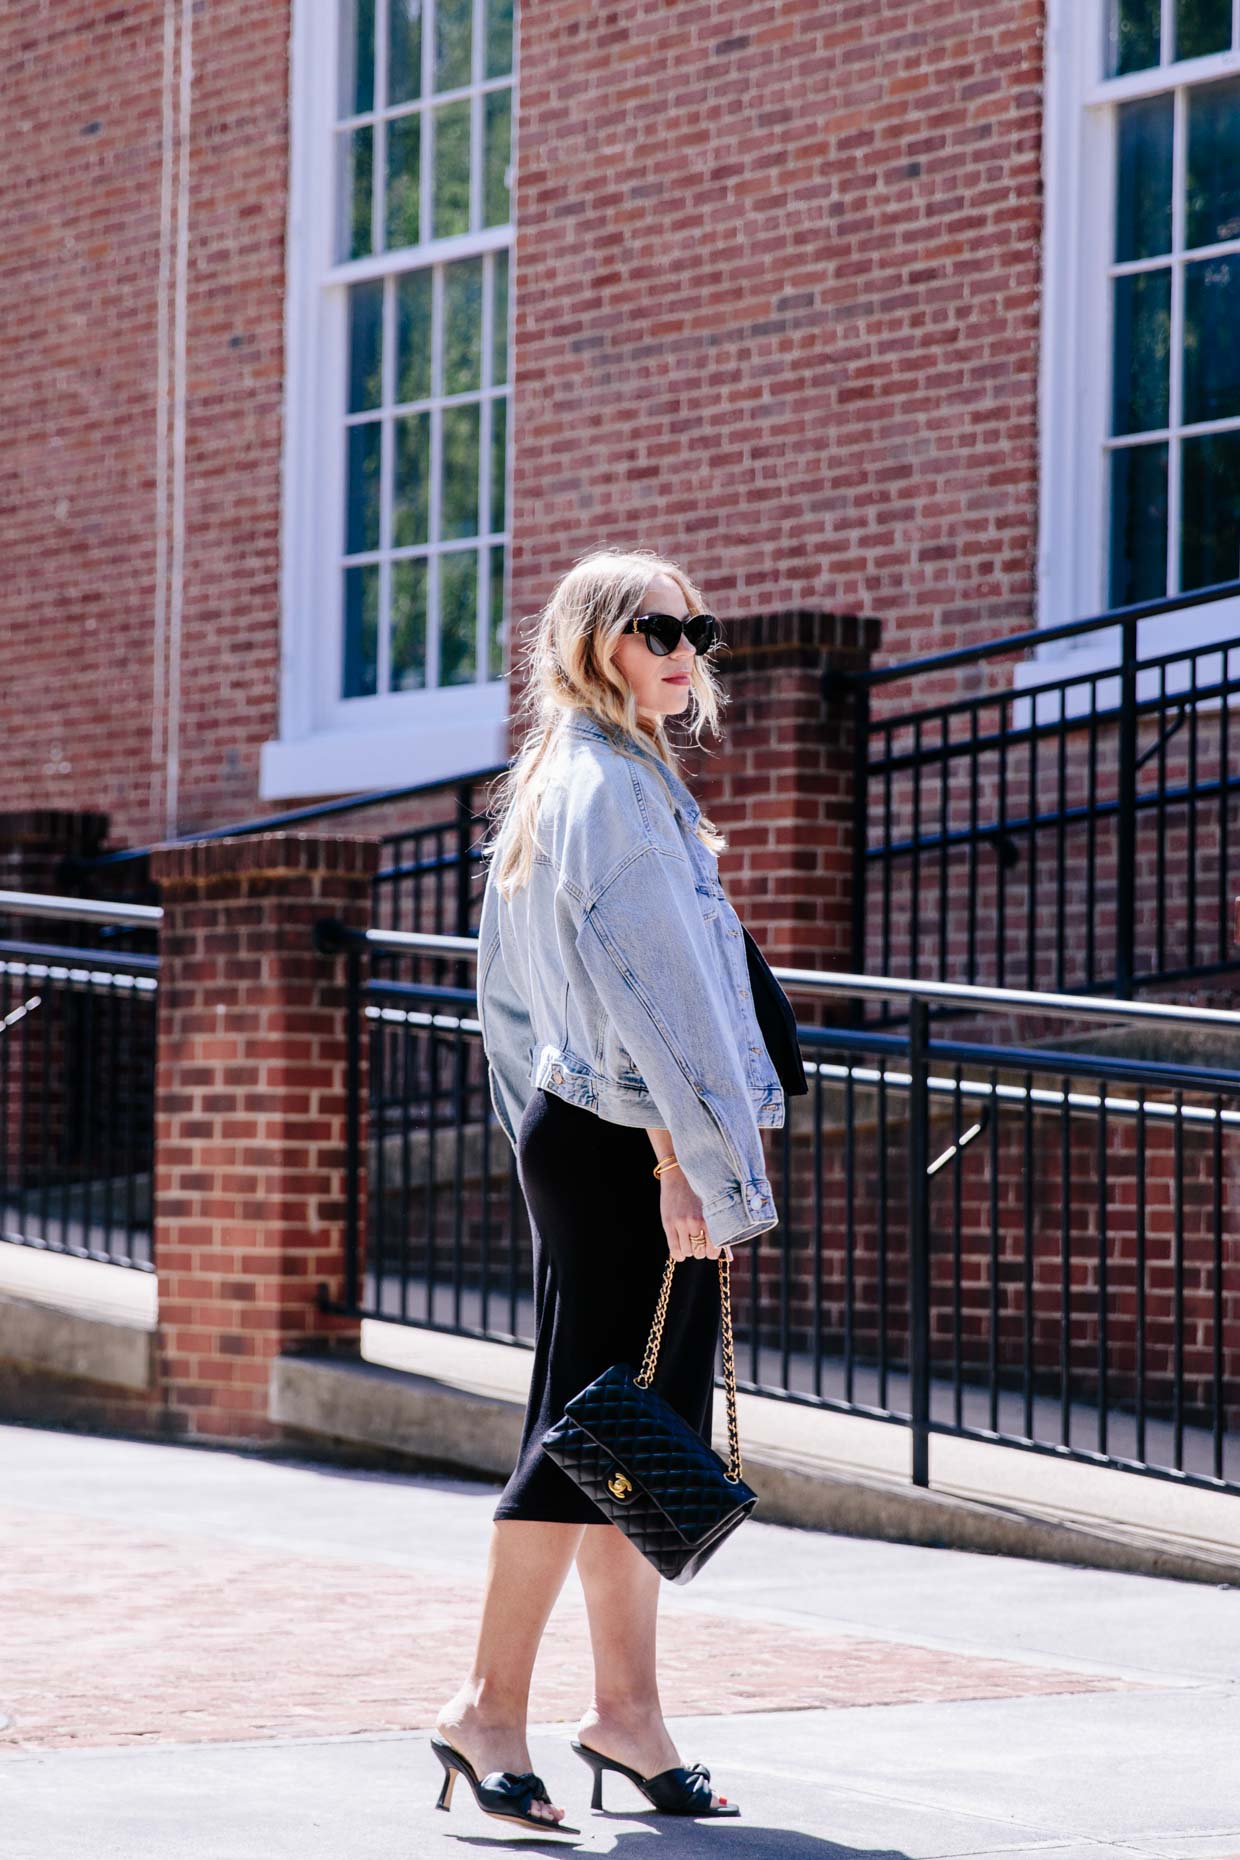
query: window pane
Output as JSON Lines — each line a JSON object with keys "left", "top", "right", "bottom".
{"left": 435, "top": 0, "right": 472, "bottom": 93}
{"left": 1108, "top": 0, "right": 1160, "bottom": 75}
{"left": 1115, "top": 95, "right": 1173, "bottom": 262}
{"left": 339, "top": 0, "right": 375, "bottom": 116}
{"left": 440, "top": 403, "right": 481, "bottom": 538}
{"left": 393, "top": 411, "right": 431, "bottom": 546}
{"left": 1181, "top": 430, "right": 1240, "bottom": 590}
{"left": 386, "top": 112, "right": 421, "bottom": 248}
{"left": 345, "top": 421, "right": 383, "bottom": 555}
{"left": 440, "top": 550, "right": 478, "bottom": 685}
{"left": 391, "top": 559, "right": 428, "bottom": 689}
{"left": 1184, "top": 255, "right": 1240, "bottom": 424}
{"left": 1109, "top": 443, "right": 1169, "bottom": 605}
{"left": 485, "top": 0, "right": 514, "bottom": 80}
{"left": 343, "top": 564, "right": 380, "bottom": 698}
{"left": 490, "top": 394, "right": 507, "bottom": 532}
{"left": 348, "top": 280, "right": 384, "bottom": 414}
{"left": 488, "top": 541, "right": 506, "bottom": 678}
{"left": 1112, "top": 268, "right": 1172, "bottom": 435}
{"left": 337, "top": 124, "right": 374, "bottom": 261}
{"left": 443, "top": 257, "right": 483, "bottom": 396}
{"left": 1175, "top": 0, "right": 1232, "bottom": 61}
{"left": 492, "top": 249, "right": 509, "bottom": 387}
{"left": 1186, "top": 75, "right": 1240, "bottom": 250}
{"left": 396, "top": 268, "right": 433, "bottom": 405}
{"left": 388, "top": 0, "right": 424, "bottom": 107}
{"left": 432, "top": 100, "right": 471, "bottom": 239}
{"left": 483, "top": 87, "right": 512, "bottom": 228}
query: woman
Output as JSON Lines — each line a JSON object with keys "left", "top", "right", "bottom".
{"left": 431, "top": 547, "right": 794, "bottom": 1833}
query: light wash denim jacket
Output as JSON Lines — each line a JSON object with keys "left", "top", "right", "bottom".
{"left": 476, "top": 711, "right": 784, "bottom": 1247}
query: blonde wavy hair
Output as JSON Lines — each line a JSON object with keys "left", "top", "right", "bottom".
{"left": 482, "top": 546, "right": 729, "bottom": 898}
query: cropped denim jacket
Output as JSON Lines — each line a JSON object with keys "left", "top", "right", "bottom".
{"left": 476, "top": 711, "right": 784, "bottom": 1248}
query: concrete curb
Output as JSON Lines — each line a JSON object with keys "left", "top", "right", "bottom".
{"left": 0, "top": 1290, "right": 154, "bottom": 1394}
{"left": 270, "top": 1350, "right": 1240, "bottom": 1588}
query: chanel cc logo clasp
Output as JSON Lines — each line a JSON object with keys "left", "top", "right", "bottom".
{"left": 607, "top": 1469, "right": 633, "bottom": 1501}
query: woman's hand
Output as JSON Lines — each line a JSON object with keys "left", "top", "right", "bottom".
{"left": 658, "top": 1167, "right": 733, "bottom": 1263}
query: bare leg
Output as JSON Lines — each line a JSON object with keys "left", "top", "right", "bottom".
{"left": 436, "top": 1518, "right": 587, "bottom": 1824}
{"left": 572, "top": 1523, "right": 734, "bottom": 1811}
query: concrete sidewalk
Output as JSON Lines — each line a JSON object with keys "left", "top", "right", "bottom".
{"left": 5, "top": 1241, "right": 1240, "bottom": 1590}
{"left": 2, "top": 1418, "right": 1239, "bottom": 1860}
{"left": 5, "top": 1243, "right": 1239, "bottom": 1588}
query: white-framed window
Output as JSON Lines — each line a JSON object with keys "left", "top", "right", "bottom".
{"left": 263, "top": 0, "right": 516, "bottom": 800}
{"left": 1028, "top": 0, "right": 1240, "bottom": 699}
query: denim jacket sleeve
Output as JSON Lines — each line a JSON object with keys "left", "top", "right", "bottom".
{"left": 477, "top": 874, "right": 533, "bottom": 1156}
{"left": 575, "top": 844, "right": 779, "bottom": 1248}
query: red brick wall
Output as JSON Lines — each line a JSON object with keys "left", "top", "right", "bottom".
{"left": 1, "top": 0, "right": 1047, "bottom": 850}
{"left": 509, "top": 0, "right": 1046, "bottom": 687}
{"left": 0, "top": 0, "right": 290, "bottom": 846}
{"left": 150, "top": 834, "right": 377, "bottom": 1442}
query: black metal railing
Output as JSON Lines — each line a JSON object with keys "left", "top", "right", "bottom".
{"left": 71, "top": 768, "right": 503, "bottom": 937}
{"left": 318, "top": 922, "right": 1240, "bottom": 1500}
{"left": 371, "top": 780, "right": 494, "bottom": 935}
{"left": 849, "top": 578, "right": 1240, "bottom": 1014}
{"left": 0, "top": 892, "right": 161, "bottom": 1271}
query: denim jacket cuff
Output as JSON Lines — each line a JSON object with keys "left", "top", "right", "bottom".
{"left": 700, "top": 1174, "right": 779, "bottom": 1248}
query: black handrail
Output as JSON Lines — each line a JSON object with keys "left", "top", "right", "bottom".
{"left": 847, "top": 588, "right": 1240, "bottom": 1003}
{"left": 322, "top": 919, "right": 1240, "bottom": 1502}
{"left": 849, "top": 574, "right": 1240, "bottom": 687}
{"left": 71, "top": 765, "right": 507, "bottom": 869}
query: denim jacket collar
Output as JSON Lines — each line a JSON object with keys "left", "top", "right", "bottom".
{"left": 560, "top": 711, "right": 703, "bottom": 830}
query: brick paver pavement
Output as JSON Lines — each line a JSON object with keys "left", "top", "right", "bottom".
{"left": 0, "top": 1503, "right": 1144, "bottom": 1752}
{"left": 4, "top": 1423, "right": 1239, "bottom": 1860}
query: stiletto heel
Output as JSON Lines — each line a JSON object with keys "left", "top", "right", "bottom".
{"left": 433, "top": 1752, "right": 457, "bottom": 1811}
{"left": 571, "top": 1738, "right": 740, "bottom": 1817}
{"left": 429, "top": 1733, "right": 581, "bottom": 1836}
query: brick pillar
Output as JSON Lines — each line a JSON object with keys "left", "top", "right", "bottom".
{"left": 149, "top": 833, "right": 379, "bottom": 1443}
{"left": 686, "top": 611, "right": 880, "bottom": 1015}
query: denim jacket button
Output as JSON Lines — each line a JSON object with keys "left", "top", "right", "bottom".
{"left": 550, "top": 1066, "right": 564, "bottom": 1084}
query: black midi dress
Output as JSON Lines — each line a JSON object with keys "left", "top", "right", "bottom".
{"left": 492, "top": 1086, "right": 722, "bottom": 1524}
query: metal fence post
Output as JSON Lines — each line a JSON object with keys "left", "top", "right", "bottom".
{"left": 343, "top": 939, "right": 363, "bottom": 1315}
{"left": 849, "top": 672, "right": 871, "bottom": 984}
{"left": 1115, "top": 615, "right": 1139, "bottom": 996}
{"left": 908, "top": 995, "right": 931, "bottom": 1486}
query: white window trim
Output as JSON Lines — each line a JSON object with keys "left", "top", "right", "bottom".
{"left": 1027, "top": 0, "right": 1240, "bottom": 708}
{"left": 263, "top": 0, "right": 513, "bottom": 801}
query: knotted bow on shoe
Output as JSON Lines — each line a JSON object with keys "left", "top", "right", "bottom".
{"left": 477, "top": 1769, "right": 553, "bottom": 1815}
{"left": 643, "top": 1759, "right": 717, "bottom": 1814}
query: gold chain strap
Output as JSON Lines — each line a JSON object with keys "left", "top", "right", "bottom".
{"left": 633, "top": 1253, "right": 743, "bottom": 1485}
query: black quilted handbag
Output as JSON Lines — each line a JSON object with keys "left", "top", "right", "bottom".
{"left": 540, "top": 1252, "right": 758, "bottom": 1584}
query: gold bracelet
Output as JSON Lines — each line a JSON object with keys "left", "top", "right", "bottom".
{"left": 652, "top": 1155, "right": 681, "bottom": 1180}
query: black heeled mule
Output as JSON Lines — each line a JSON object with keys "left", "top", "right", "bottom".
{"left": 571, "top": 1738, "right": 741, "bottom": 1816}
{"left": 431, "top": 1733, "right": 581, "bottom": 1835}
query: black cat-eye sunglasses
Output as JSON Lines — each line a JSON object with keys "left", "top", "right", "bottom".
{"left": 621, "top": 612, "right": 723, "bottom": 657}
